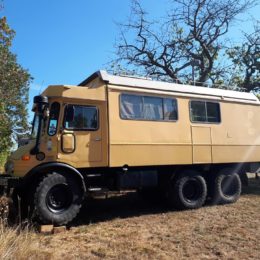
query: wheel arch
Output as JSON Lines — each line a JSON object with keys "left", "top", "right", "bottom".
{"left": 22, "top": 162, "right": 87, "bottom": 194}
{"left": 207, "top": 163, "right": 249, "bottom": 186}
{"left": 168, "top": 165, "right": 208, "bottom": 183}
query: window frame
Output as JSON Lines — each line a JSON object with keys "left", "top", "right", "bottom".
{"left": 63, "top": 104, "right": 99, "bottom": 131}
{"left": 189, "top": 100, "right": 221, "bottom": 124}
{"left": 47, "top": 102, "right": 61, "bottom": 136}
{"left": 119, "top": 93, "right": 178, "bottom": 122}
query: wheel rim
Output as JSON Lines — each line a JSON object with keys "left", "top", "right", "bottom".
{"left": 221, "top": 176, "right": 238, "bottom": 197}
{"left": 183, "top": 179, "right": 201, "bottom": 203}
{"left": 46, "top": 184, "right": 73, "bottom": 213}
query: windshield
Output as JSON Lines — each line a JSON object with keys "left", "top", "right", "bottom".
{"left": 31, "top": 114, "right": 40, "bottom": 139}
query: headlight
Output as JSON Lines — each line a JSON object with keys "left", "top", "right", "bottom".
{"left": 4, "top": 161, "right": 14, "bottom": 175}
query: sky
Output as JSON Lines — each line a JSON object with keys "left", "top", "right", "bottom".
{"left": 1, "top": 0, "right": 169, "bottom": 120}
{"left": 1, "top": 0, "right": 260, "bottom": 120}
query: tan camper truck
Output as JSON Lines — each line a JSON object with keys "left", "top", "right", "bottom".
{"left": 2, "top": 70, "right": 260, "bottom": 225}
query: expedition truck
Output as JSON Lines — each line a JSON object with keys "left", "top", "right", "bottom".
{"left": 2, "top": 70, "right": 260, "bottom": 225}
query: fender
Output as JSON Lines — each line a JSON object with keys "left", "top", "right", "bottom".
{"left": 23, "top": 162, "right": 87, "bottom": 193}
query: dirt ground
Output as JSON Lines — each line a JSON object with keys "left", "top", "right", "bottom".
{"left": 1, "top": 175, "right": 260, "bottom": 260}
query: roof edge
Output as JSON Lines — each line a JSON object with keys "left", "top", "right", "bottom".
{"left": 78, "top": 70, "right": 259, "bottom": 103}
{"left": 78, "top": 70, "right": 109, "bottom": 86}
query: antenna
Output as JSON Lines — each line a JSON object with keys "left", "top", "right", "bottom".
{"left": 38, "top": 81, "right": 45, "bottom": 94}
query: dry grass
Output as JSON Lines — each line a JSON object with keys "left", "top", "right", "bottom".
{"left": 0, "top": 224, "right": 50, "bottom": 260}
{"left": 0, "top": 176, "right": 259, "bottom": 260}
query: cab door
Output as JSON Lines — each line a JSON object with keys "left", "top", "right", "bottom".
{"left": 59, "top": 102, "right": 108, "bottom": 167}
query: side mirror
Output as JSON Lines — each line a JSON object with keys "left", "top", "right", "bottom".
{"left": 66, "top": 105, "right": 75, "bottom": 122}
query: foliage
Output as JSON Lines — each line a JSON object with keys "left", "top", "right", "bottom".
{"left": 0, "top": 15, "right": 31, "bottom": 166}
{"left": 227, "top": 22, "right": 260, "bottom": 92}
{"left": 113, "top": 0, "right": 257, "bottom": 87}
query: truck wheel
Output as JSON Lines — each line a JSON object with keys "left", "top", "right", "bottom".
{"left": 169, "top": 171, "right": 207, "bottom": 210}
{"left": 34, "top": 173, "right": 83, "bottom": 225}
{"left": 211, "top": 170, "right": 241, "bottom": 205}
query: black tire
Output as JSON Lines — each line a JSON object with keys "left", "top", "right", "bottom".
{"left": 211, "top": 169, "right": 241, "bottom": 205}
{"left": 168, "top": 171, "right": 207, "bottom": 210}
{"left": 33, "top": 173, "right": 83, "bottom": 225}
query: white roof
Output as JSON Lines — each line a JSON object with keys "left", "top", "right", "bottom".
{"left": 80, "top": 70, "right": 259, "bottom": 104}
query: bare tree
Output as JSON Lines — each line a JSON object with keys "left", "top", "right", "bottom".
{"left": 113, "top": 0, "right": 256, "bottom": 85}
{"left": 227, "top": 22, "right": 260, "bottom": 92}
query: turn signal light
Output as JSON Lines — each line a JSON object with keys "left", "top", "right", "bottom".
{"left": 22, "top": 155, "right": 30, "bottom": 161}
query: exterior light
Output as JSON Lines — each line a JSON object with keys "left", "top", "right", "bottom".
{"left": 22, "top": 155, "right": 30, "bottom": 161}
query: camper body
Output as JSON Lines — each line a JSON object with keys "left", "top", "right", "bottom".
{"left": 2, "top": 71, "right": 260, "bottom": 225}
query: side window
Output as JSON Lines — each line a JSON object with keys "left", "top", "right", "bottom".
{"left": 190, "top": 101, "right": 207, "bottom": 122}
{"left": 64, "top": 105, "right": 98, "bottom": 130}
{"left": 190, "top": 101, "right": 220, "bottom": 123}
{"left": 143, "top": 96, "right": 163, "bottom": 120}
{"left": 120, "top": 94, "right": 178, "bottom": 121}
{"left": 48, "top": 102, "right": 60, "bottom": 136}
{"left": 163, "top": 98, "right": 178, "bottom": 120}
{"left": 206, "top": 102, "right": 221, "bottom": 123}
{"left": 120, "top": 94, "right": 143, "bottom": 119}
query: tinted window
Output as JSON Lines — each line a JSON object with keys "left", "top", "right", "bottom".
{"left": 190, "top": 101, "right": 207, "bottom": 122}
{"left": 48, "top": 102, "right": 60, "bottom": 136}
{"left": 207, "top": 102, "right": 221, "bottom": 123}
{"left": 64, "top": 105, "right": 98, "bottom": 130}
{"left": 120, "top": 94, "right": 178, "bottom": 121}
{"left": 190, "top": 101, "right": 220, "bottom": 123}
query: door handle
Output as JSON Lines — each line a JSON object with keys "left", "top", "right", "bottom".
{"left": 94, "top": 138, "right": 101, "bottom": 141}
